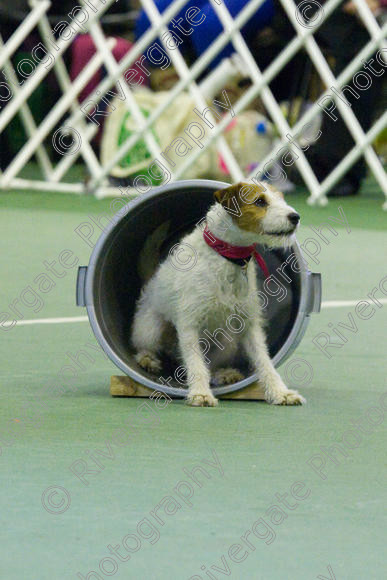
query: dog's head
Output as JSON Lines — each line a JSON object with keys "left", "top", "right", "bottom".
{"left": 213, "top": 181, "right": 300, "bottom": 248}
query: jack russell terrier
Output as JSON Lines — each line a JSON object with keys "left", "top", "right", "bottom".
{"left": 131, "top": 182, "right": 305, "bottom": 407}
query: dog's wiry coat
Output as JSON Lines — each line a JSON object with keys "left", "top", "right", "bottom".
{"left": 131, "top": 182, "right": 306, "bottom": 407}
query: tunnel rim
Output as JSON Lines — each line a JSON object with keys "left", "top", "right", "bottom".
{"left": 84, "top": 179, "right": 312, "bottom": 397}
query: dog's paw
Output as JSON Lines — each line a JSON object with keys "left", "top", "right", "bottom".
{"left": 135, "top": 350, "right": 162, "bottom": 374}
{"left": 186, "top": 392, "right": 218, "bottom": 407}
{"left": 212, "top": 368, "right": 244, "bottom": 385}
{"left": 270, "top": 389, "right": 306, "bottom": 406}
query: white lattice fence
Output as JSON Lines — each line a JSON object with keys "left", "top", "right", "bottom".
{"left": 0, "top": 0, "right": 386, "bottom": 206}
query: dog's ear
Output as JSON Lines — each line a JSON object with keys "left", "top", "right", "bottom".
{"left": 214, "top": 182, "right": 244, "bottom": 209}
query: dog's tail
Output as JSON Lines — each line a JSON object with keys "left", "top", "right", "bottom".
{"left": 137, "top": 220, "right": 171, "bottom": 282}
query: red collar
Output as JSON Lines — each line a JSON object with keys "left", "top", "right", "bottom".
{"left": 203, "top": 226, "right": 270, "bottom": 279}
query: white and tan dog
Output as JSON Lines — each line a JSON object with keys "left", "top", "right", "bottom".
{"left": 131, "top": 182, "right": 305, "bottom": 407}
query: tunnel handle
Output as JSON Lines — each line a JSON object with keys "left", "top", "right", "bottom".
{"left": 76, "top": 266, "right": 88, "bottom": 307}
{"left": 305, "top": 271, "right": 321, "bottom": 314}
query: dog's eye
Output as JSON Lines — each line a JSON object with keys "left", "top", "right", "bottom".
{"left": 254, "top": 198, "right": 267, "bottom": 207}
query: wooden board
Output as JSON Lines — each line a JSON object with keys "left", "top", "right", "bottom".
{"left": 110, "top": 375, "right": 265, "bottom": 400}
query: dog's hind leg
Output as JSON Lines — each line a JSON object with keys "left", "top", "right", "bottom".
{"left": 212, "top": 368, "right": 244, "bottom": 386}
{"left": 176, "top": 323, "right": 218, "bottom": 407}
{"left": 131, "top": 304, "right": 163, "bottom": 374}
{"left": 210, "top": 341, "right": 243, "bottom": 385}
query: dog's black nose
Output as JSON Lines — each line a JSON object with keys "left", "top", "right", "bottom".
{"left": 288, "top": 212, "right": 300, "bottom": 226}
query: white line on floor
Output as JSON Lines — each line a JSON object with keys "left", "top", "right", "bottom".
{"left": 321, "top": 299, "right": 387, "bottom": 308}
{"left": 12, "top": 298, "right": 387, "bottom": 327}
{"left": 15, "top": 316, "right": 89, "bottom": 326}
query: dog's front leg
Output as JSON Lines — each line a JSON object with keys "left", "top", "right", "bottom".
{"left": 176, "top": 324, "right": 218, "bottom": 407}
{"left": 243, "top": 322, "right": 305, "bottom": 405}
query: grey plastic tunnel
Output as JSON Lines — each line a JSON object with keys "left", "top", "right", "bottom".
{"left": 76, "top": 179, "right": 321, "bottom": 397}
